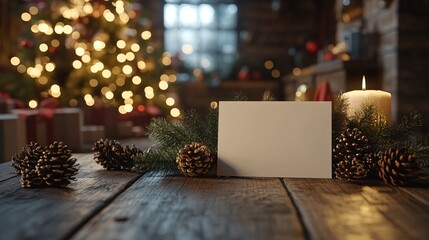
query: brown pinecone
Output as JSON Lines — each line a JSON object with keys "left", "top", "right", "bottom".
{"left": 176, "top": 142, "right": 212, "bottom": 177}
{"left": 333, "top": 128, "right": 376, "bottom": 179}
{"left": 16, "top": 142, "right": 45, "bottom": 188}
{"left": 378, "top": 148, "right": 420, "bottom": 186}
{"left": 335, "top": 157, "right": 367, "bottom": 180}
{"left": 37, "top": 141, "right": 79, "bottom": 188}
{"left": 93, "top": 139, "right": 139, "bottom": 171}
{"left": 11, "top": 147, "right": 26, "bottom": 175}
{"left": 121, "top": 144, "right": 143, "bottom": 171}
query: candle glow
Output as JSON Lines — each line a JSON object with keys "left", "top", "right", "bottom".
{"left": 342, "top": 76, "right": 392, "bottom": 122}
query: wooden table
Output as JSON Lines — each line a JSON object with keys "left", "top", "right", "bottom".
{"left": 0, "top": 154, "right": 428, "bottom": 240}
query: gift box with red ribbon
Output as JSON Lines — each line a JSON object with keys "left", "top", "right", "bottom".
{"left": 12, "top": 108, "right": 83, "bottom": 151}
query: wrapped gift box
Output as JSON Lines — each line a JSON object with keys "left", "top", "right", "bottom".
{"left": 12, "top": 109, "right": 41, "bottom": 143}
{"left": 83, "top": 104, "right": 118, "bottom": 138}
{"left": 82, "top": 125, "right": 105, "bottom": 145}
{"left": 52, "top": 108, "right": 83, "bottom": 151}
{"left": 13, "top": 108, "right": 83, "bottom": 151}
{"left": 0, "top": 114, "right": 26, "bottom": 163}
{"left": 117, "top": 121, "right": 134, "bottom": 139}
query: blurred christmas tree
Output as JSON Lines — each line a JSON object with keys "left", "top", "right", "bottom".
{"left": 10, "top": 0, "right": 180, "bottom": 117}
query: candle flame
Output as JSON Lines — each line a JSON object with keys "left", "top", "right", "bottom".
{"left": 362, "top": 75, "right": 366, "bottom": 91}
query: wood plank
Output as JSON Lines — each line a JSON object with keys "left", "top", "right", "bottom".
{"left": 0, "top": 161, "right": 17, "bottom": 182}
{"left": 71, "top": 177, "right": 305, "bottom": 240}
{"left": 283, "top": 178, "right": 429, "bottom": 240}
{"left": 0, "top": 154, "right": 141, "bottom": 240}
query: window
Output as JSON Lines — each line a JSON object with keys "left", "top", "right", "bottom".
{"left": 164, "top": 0, "right": 238, "bottom": 80}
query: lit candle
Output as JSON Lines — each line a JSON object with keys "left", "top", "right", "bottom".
{"left": 342, "top": 76, "right": 391, "bottom": 122}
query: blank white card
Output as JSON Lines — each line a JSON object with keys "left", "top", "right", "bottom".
{"left": 217, "top": 101, "right": 332, "bottom": 178}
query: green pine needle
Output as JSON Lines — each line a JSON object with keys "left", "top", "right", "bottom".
{"left": 133, "top": 106, "right": 219, "bottom": 173}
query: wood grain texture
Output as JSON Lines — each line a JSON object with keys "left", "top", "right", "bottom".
{"left": 0, "top": 161, "right": 17, "bottom": 182}
{"left": 0, "top": 154, "right": 141, "bottom": 240}
{"left": 71, "top": 176, "right": 305, "bottom": 240}
{"left": 283, "top": 178, "right": 429, "bottom": 240}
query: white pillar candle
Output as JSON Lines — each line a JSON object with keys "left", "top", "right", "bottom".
{"left": 342, "top": 76, "right": 392, "bottom": 122}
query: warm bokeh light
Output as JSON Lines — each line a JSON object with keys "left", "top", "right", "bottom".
{"left": 116, "top": 77, "right": 125, "bottom": 86}
{"left": 159, "top": 80, "right": 168, "bottom": 90}
{"left": 51, "top": 39, "right": 60, "bottom": 47}
{"left": 75, "top": 47, "right": 85, "bottom": 56}
{"left": 132, "top": 76, "right": 142, "bottom": 85}
{"left": 210, "top": 101, "right": 218, "bottom": 109}
{"left": 166, "top": 97, "right": 175, "bottom": 106}
{"left": 102, "top": 69, "right": 112, "bottom": 78}
{"left": 10, "top": 57, "right": 20, "bottom": 66}
{"left": 63, "top": 25, "right": 73, "bottom": 34}
{"left": 141, "top": 31, "right": 152, "bottom": 40}
{"left": 271, "top": 69, "right": 281, "bottom": 78}
{"left": 131, "top": 43, "right": 140, "bottom": 52}
{"left": 160, "top": 74, "right": 169, "bottom": 82}
{"left": 117, "top": 53, "right": 126, "bottom": 63}
{"left": 28, "top": 100, "right": 38, "bottom": 109}
{"left": 122, "top": 65, "right": 133, "bottom": 75}
{"left": 21, "top": 12, "right": 31, "bottom": 22}
{"left": 264, "top": 60, "right": 274, "bottom": 70}
{"left": 89, "top": 79, "right": 98, "bottom": 87}
{"left": 118, "top": 105, "right": 127, "bottom": 114}
{"left": 126, "top": 52, "right": 135, "bottom": 61}
{"left": 117, "top": 40, "right": 126, "bottom": 49}
{"left": 93, "top": 40, "right": 106, "bottom": 51}
{"left": 103, "top": 10, "right": 115, "bottom": 22}
{"left": 38, "top": 76, "right": 48, "bottom": 85}
{"left": 39, "top": 43, "right": 48, "bottom": 52}
{"left": 170, "top": 108, "right": 180, "bottom": 117}
{"left": 82, "top": 54, "right": 91, "bottom": 63}
{"left": 162, "top": 56, "right": 171, "bottom": 66}
{"left": 72, "top": 60, "right": 83, "bottom": 69}
{"left": 124, "top": 104, "right": 133, "bottom": 113}
{"left": 292, "top": 67, "right": 302, "bottom": 76}
{"left": 137, "top": 61, "right": 146, "bottom": 70}
{"left": 45, "top": 62, "right": 55, "bottom": 72}
{"left": 105, "top": 91, "right": 114, "bottom": 100}
{"left": 29, "top": 6, "right": 39, "bottom": 15}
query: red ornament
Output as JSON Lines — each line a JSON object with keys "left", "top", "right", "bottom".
{"left": 49, "top": 46, "right": 58, "bottom": 53}
{"left": 305, "top": 40, "right": 318, "bottom": 54}
{"left": 20, "top": 40, "right": 33, "bottom": 48}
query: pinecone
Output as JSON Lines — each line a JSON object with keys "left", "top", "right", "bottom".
{"left": 335, "top": 157, "right": 367, "bottom": 180}
{"left": 333, "top": 128, "right": 376, "bottom": 180}
{"left": 378, "top": 148, "right": 420, "bottom": 186}
{"left": 93, "top": 139, "right": 139, "bottom": 171}
{"left": 121, "top": 144, "right": 143, "bottom": 171}
{"left": 11, "top": 147, "right": 26, "bottom": 175}
{"left": 176, "top": 142, "right": 212, "bottom": 177}
{"left": 37, "top": 141, "right": 79, "bottom": 187}
{"left": 16, "top": 142, "right": 45, "bottom": 188}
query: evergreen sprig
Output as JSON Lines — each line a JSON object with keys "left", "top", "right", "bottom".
{"left": 332, "top": 94, "right": 349, "bottom": 141}
{"left": 333, "top": 95, "right": 429, "bottom": 170}
{"left": 133, "top": 107, "right": 219, "bottom": 172}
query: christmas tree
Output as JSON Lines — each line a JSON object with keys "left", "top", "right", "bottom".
{"left": 10, "top": 0, "right": 180, "bottom": 117}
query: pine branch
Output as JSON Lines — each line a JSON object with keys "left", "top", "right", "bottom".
{"left": 204, "top": 107, "right": 219, "bottom": 154}
{"left": 232, "top": 91, "right": 248, "bottom": 101}
{"left": 134, "top": 106, "right": 219, "bottom": 173}
{"left": 182, "top": 109, "right": 206, "bottom": 144}
{"left": 132, "top": 148, "right": 178, "bottom": 173}
{"left": 332, "top": 94, "right": 349, "bottom": 141}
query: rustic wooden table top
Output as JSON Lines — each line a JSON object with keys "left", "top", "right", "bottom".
{"left": 0, "top": 153, "right": 428, "bottom": 240}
